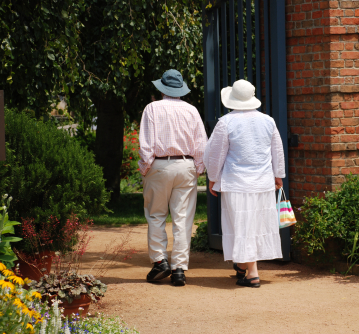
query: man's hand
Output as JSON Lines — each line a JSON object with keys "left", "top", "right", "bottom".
{"left": 275, "top": 178, "right": 283, "bottom": 190}
{"left": 209, "top": 181, "right": 217, "bottom": 197}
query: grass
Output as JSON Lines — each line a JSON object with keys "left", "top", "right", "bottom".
{"left": 92, "top": 192, "right": 207, "bottom": 226}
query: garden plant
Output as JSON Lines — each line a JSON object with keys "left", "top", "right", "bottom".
{"left": 294, "top": 174, "right": 359, "bottom": 270}
{"left": 0, "top": 194, "right": 22, "bottom": 268}
{"left": 0, "top": 262, "right": 138, "bottom": 333}
{"left": 0, "top": 109, "right": 110, "bottom": 253}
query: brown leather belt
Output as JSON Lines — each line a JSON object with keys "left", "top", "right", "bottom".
{"left": 155, "top": 155, "right": 193, "bottom": 160}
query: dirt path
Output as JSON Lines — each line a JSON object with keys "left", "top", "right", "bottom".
{"left": 83, "top": 224, "right": 359, "bottom": 334}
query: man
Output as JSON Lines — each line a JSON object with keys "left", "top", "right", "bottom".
{"left": 138, "top": 69, "right": 207, "bottom": 286}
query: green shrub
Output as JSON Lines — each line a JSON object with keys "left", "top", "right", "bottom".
{"left": 294, "top": 174, "right": 359, "bottom": 264}
{"left": 191, "top": 221, "right": 211, "bottom": 252}
{"left": 0, "top": 109, "right": 110, "bottom": 251}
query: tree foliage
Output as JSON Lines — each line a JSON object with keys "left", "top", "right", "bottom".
{"left": 0, "top": 0, "right": 84, "bottom": 117}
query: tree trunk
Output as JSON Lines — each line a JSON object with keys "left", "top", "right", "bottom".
{"left": 93, "top": 98, "right": 124, "bottom": 199}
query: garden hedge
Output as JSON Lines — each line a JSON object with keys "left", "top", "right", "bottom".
{"left": 0, "top": 109, "right": 110, "bottom": 250}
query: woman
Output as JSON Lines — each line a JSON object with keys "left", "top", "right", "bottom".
{"left": 204, "top": 79, "right": 285, "bottom": 288}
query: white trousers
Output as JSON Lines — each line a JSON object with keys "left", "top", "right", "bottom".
{"left": 142, "top": 158, "right": 197, "bottom": 270}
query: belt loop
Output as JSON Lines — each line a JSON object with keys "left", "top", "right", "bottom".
{"left": 183, "top": 155, "right": 187, "bottom": 162}
{"left": 168, "top": 156, "right": 170, "bottom": 162}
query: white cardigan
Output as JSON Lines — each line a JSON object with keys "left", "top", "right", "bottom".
{"left": 204, "top": 110, "right": 285, "bottom": 193}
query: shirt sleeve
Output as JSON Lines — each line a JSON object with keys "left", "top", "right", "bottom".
{"left": 271, "top": 126, "right": 286, "bottom": 178}
{"left": 205, "top": 120, "right": 229, "bottom": 183}
{"left": 192, "top": 112, "right": 208, "bottom": 174}
{"left": 138, "top": 106, "right": 155, "bottom": 176}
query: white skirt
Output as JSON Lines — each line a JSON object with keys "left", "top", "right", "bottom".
{"left": 221, "top": 191, "right": 283, "bottom": 263}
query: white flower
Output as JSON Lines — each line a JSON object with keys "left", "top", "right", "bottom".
{"left": 79, "top": 307, "right": 84, "bottom": 310}
{"left": 8, "top": 196, "right": 12, "bottom": 201}
{"left": 2, "top": 194, "right": 8, "bottom": 199}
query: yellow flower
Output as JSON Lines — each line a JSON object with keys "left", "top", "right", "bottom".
{"left": 0, "top": 311, "right": 3, "bottom": 316}
{"left": 21, "top": 306, "right": 32, "bottom": 316}
{"left": 0, "top": 280, "right": 15, "bottom": 291}
{"left": 2, "top": 269, "right": 14, "bottom": 277}
{"left": 31, "top": 291, "right": 42, "bottom": 299}
{"left": 8, "top": 275, "right": 24, "bottom": 286}
{"left": 13, "top": 298, "right": 23, "bottom": 308}
{"left": 0, "top": 263, "right": 6, "bottom": 271}
{"left": 24, "top": 278, "right": 32, "bottom": 285}
{"left": 26, "top": 323, "right": 34, "bottom": 330}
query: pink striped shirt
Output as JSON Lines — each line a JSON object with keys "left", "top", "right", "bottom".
{"left": 138, "top": 95, "right": 208, "bottom": 176}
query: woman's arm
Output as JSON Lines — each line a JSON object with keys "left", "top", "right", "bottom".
{"left": 204, "top": 120, "right": 229, "bottom": 196}
{"left": 271, "top": 126, "right": 286, "bottom": 189}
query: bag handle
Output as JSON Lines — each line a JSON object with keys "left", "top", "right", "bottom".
{"left": 277, "top": 188, "right": 282, "bottom": 224}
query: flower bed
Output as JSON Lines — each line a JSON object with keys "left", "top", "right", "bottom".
{"left": 0, "top": 262, "right": 139, "bottom": 333}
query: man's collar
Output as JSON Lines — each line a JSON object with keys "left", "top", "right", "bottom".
{"left": 163, "top": 95, "right": 181, "bottom": 101}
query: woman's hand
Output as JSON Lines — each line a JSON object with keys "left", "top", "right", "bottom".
{"left": 209, "top": 181, "right": 217, "bottom": 197}
{"left": 275, "top": 178, "right": 283, "bottom": 190}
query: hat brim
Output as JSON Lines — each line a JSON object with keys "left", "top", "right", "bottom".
{"left": 221, "top": 86, "right": 261, "bottom": 110}
{"left": 152, "top": 79, "right": 191, "bottom": 97}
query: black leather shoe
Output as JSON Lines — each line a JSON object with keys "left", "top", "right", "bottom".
{"left": 171, "top": 268, "right": 186, "bottom": 286}
{"left": 147, "top": 259, "right": 171, "bottom": 282}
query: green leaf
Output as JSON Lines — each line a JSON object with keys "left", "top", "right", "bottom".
{"left": 47, "top": 54, "right": 55, "bottom": 61}
{"left": 61, "top": 10, "right": 68, "bottom": 19}
{"left": 1, "top": 236, "right": 22, "bottom": 242}
{"left": 0, "top": 254, "right": 17, "bottom": 261}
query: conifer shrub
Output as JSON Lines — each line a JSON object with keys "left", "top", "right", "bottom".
{"left": 0, "top": 109, "right": 110, "bottom": 251}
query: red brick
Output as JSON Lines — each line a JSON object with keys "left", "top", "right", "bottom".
{"left": 356, "top": 9, "right": 359, "bottom": 17}
{"left": 340, "top": 69, "right": 359, "bottom": 76}
{"left": 293, "top": 46, "right": 306, "bottom": 54}
{"left": 332, "top": 160, "right": 346, "bottom": 167}
{"left": 341, "top": 52, "right": 359, "bottom": 59}
{"left": 329, "top": 42, "right": 344, "bottom": 51}
{"left": 346, "top": 127, "right": 356, "bottom": 134}
{"left": 341, "top": 102, "right": 359, "bottom": 109}
{"left": 302, "top": 87, "right": 313, "bottom": 94}
{"left": 301, "top": 4, "right": 313, "bottom": 11}
{"left": 342, "top": 18, "right": 359, "bottom": 25}
{"left": 292, "top": 13, "right": 306, "bottom": 21}
{"left": 312, "top": 11, "right": 323, "bottom": 19}
{"left": 313, "top": 28, "right": 324, "bottom": 35}
{"left": 293, "top": 79, "right": 305, "bottom": 87}
{"left": 292, "top": 63, "right": 305, "bottom": 70}
{"left": 345, "top": 43, "right": 355, "bottom": 51}
{"left": 340, "top": 118, "right": 359, "bottom": 126}
{"left": 341, "top": 135, "right": 359, "bottom": 142}
{"left": 324, "top": 9, "right": 344, "bottom": 17}
{"left": 342, "top": 167, "right": 359, "bottom": 175}
{"left": 301, "top": 136, "right": 314, "bottom": 143}
{"left": 302, "top": 70, "right": 314, "bottom": 78}
{"left": 325, "top": 127, "right": 345, "bottom": 135}
{"left": 325, "top": 27, "right": 346, "bottom": 34}
{"left": 329, "top": 1, "right": 339, "bottom": 8}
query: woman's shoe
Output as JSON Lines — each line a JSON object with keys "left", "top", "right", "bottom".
{"left": 236, "top": 276, "right": 260, "bottom": 288}
{"left": 233, "top": 263, "right": 246, "bottom": 279}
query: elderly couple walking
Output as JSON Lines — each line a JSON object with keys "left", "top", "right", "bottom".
{"left": 138, "top": 69, "right": 285, "bottom": 288}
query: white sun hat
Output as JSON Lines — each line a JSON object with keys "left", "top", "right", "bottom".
{"left": 221, "top": 79, "right": 261, "bottom": 110}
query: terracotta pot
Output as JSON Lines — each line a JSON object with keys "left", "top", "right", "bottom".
{"left": 14, "top": 250, "right": 54, "bottom": 281}
{"left": 61, "top": 294, "right": 92, "bottom": 317}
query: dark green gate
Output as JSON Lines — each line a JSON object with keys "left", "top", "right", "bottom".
{"left": 203, "top": 0, "right": 291, "bottom": 261}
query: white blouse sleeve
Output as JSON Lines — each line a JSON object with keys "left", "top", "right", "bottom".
{"left": 204, "top": 120, "right": 229, "bottom": 183}
{"left": 271, "top": 126, "right": 286, "bottom": 178}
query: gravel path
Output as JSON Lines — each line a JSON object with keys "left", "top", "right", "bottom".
{"left": 83, "top": 224, "right": 359, "bottom": 334}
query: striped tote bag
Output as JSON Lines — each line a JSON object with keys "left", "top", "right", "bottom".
{"left": 276, "top": 188, "right": 297, "bottom": 229}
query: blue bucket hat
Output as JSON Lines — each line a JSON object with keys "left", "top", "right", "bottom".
{"left": 152, "top": 69, "right": 191, "bottom": 97}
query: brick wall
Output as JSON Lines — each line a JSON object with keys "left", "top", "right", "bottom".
{"left": 285, "top": 0, "right": 359, "bottom": 206}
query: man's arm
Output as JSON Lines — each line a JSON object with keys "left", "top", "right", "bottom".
{"left": 138, "top": 106, "right": 155, "bottom": 176}
{"left": 192, "top": 112, "right": 208, "bottom": 176}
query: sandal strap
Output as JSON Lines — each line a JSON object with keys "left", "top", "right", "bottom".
{"left": 246, "top": 277, "right": 260, "bottom": 282}
{"left": 233, "top": 263, "right": 246, "bottom": 273}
